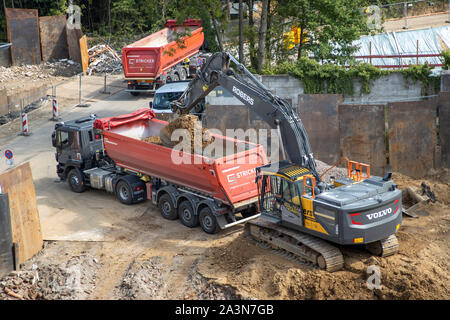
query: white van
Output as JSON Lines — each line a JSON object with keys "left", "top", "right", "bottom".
{"left": 149, "top": 81, "right": 205, "bottom": 116}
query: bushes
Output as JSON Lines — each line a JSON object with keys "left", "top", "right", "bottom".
{"left": 442, "top": 49, "right": 450, "bottom": 70}
{"left": 261, "top": 58, "right": 441, "bottom": 96}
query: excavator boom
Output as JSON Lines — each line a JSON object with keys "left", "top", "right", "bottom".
{"left": 171, "top": 52, "right": 320, "bottom": 180}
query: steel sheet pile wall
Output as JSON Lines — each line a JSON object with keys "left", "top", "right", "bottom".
{"left": 6, "top": 8, "right": 41, "bottom": 65}
{"left": 0, "top": 194, "right": 14, "bottom": 278}
{"left": 338, "top": 104, "right": 387, "bottom": 176}
{"left": 67, "top": 28, "right": 83, "bottom": 63}
{"left": 438, "top": 92, "right": 450, "bottom": 169}
{"left": 205, "top": 105, "right": 250, "bottom": 132}
{"left": 298, "top": 94, "right": 342, "bottom": 165}
{"left": 39, "top": 15, "right": 69, "bottom": 62}
{"left": 388, "top": 99, "right": 437, "bottom": 178}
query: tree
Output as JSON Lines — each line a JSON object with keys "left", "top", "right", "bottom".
{"left": 257, "top": 0, "right": 269, "bottom": 73}
{"left": 277, "top": 0, "right": 370, "bottom": 63}
{"left": 238, "top": 0, "right": 243, "bottom": 62}
{"left": 246, "top": 0, "right": 258, "bottom": 70}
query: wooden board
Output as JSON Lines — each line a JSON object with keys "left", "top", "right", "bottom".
{"left": 0, "top": 162, "right": 43, "bottom": 264}
{"left": 6, "top": 8, "right": 41, "bottom": 65}
{"left": 66, "top": 27, "right": 83, "bottom": 63}
{"left": 39, "top": 15, "right": 69, "bottom": 62}
{"left": 0, "top": 88, "right": 8, "bottom": 117}
{"left": 79, "top": 35, "right": 88, "bottom": 75}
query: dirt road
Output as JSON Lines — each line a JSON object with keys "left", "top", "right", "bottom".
{"left": 0, "top": 81, "right": 449, "bottom": 300}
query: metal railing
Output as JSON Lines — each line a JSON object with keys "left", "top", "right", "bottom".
{"left": 0, "top": 72, "right": 118, "bottom": 135}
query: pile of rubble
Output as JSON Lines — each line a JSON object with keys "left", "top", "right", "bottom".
{"left": 0, "top": 59, "right": 81, "bottom": 84}
{"left": 87, "top": 45, "right": 122, "bottom": 75}
{"left": 0, "top": 253, "right": 100, "bottom": 300}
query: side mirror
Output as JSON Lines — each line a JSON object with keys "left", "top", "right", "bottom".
{"left": 149, "top": 101, "right": 153, "bottom": 109}
{"left": 51, "top": 131, "right": 57, "bottom": 148}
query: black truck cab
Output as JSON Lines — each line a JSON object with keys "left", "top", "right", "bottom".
{"left": 52, "top": 114, "right": 146, "bottom": 204}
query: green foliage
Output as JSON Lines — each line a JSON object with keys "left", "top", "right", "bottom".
{"left": 401, "top": 63, "right": 441, "bottom": 95}
{"left": 111, "top": 0, "right": 146, "bottom": 37}
{"left": 263, "top": 58, "right": 386, "bottom": 95}
{"left": 276, "top": 0, "right": 370, "bottom": 63}
{"left": 442, "top": 49, "right": 450, "bottom": 70}
{"left": 262, "top": 58, "right": 440, "bottom": 96}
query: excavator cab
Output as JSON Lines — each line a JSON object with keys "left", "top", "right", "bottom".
{"left": 257, "top": 162, "right": 317, "bottom": 226}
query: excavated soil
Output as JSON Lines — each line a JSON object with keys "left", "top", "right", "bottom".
{"left": 141, "top": 136, "right": 163, "bottom": 145}
{"left": 158, "top": 114, "right": 215, "bottom": 153}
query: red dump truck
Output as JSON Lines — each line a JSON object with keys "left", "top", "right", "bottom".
{"left": 52, "top": 109, "right": 267, "bottom": 234}
{"left": 122, "top": 19, "right": 209, "bottom": 95}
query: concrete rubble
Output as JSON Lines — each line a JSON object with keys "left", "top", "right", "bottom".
{"left": 0, "top": 59, "right": 81, "bottom": 83}
{"left": 87, "top": 45, "right": 122, "bottom": 75}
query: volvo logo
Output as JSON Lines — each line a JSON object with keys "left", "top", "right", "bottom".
{"left": 366, "top": 208, "right": 392, "bottom": 220}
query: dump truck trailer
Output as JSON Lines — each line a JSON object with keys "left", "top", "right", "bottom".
{"left": 122, "top": 19, "right": 209, "bottom": 95}
{"left": 52, "top": 108, "right": 267, "bottom": 234}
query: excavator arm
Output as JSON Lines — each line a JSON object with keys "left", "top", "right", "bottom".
{"left": 172, "top": 52, "right": 320, "bottom": 180}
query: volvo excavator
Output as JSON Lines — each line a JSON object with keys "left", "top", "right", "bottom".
{"left": 170, "top": 52, "right": 401, "bottom": 272}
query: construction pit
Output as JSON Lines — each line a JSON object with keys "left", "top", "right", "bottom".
{"left": 0, "top": 66, "right": 449, "bottom": 301}
{"left": 0, "top": 155, "right": 448, "bottom": 300}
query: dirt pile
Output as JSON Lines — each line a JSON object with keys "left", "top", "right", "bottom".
{"left": 144, "top": 114, "right": 215, "bottom": 154}
{"left": 142, "top": 136, "right": 163, "bottom": 145}
{"left": 315, "top": 159, "right": 348, "bottom": 182}
{"left": 115, "top": 256, "right": 241, "bottom": 300}
{"left": 393, "top": 168, "right": 450, "bottom": 205}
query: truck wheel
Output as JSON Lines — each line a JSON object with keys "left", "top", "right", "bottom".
{"left": 158, "top": 194, "right": 177, "bottom": 220}
{"left": 199, "top": 207, "right": 219, "bottom": 234}
{"left": 130, "top": 91, "right": 140, "bottom": 96}
{"left": 116, "top": 180, "right": 133, "bottom": 205}
{"left": 67, "top": 169, "right": 86, "bottom": 193}
{"left": 179, "top": 68, "right": 187, "bottom": 80}
{"left": 178, "top": 200, "right": 199, "bottom": 228}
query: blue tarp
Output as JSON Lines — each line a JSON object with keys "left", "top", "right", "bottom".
{"left": 351, "top": 25, "right": 449, "bottom": 68}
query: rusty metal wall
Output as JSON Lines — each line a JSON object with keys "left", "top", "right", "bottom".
{"left": 39, "top": 15, "right": 69, "bottom": 62}
{"left": 205, "top": 105, "right": 250, "bottom": 132}
{"left": 6, "top": 8, "right": 41, "bottom": 65}
{"left": 338, "top": 104, "right": 387, "bottom": 176}
{"left": 388, "top": 99, "right": 437, "bottom": 178}
{"left": 0, "top": 193, "right": 14, "bottom": 278}
{"left": 438, "top": 92, "right": 450, "bottom": 169}
{"left": 298, "top": 94, "right": 343, "bottom": 165}
{"left": 67, "top": 28, "right": 83, "bottom": 63}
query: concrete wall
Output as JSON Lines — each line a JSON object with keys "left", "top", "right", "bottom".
{"left": 205, "top": 72, "right": 432, "bottom": 107}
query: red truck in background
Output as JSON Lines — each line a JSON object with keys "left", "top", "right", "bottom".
{"left": 122, "top": 19, "right": 210, "bottom": 96}
{"left": 52, "top": 109, "right": 267, "bottom": 234}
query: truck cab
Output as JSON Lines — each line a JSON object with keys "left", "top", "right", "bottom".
{"left": 52, "top": 115, "right": 146, "bottom": 203}
{"left": 52, "top": 115, "right": 101, "bottom": 185}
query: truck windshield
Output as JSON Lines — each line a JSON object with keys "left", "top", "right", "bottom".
{"left": 153, "top": 92, "right": 183, "bottom": 110}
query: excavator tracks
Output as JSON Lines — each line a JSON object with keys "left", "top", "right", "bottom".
{"left": 366, "top": 234, "right": 399, "bottom": 257}
{"left": 245, "top": 219, "right": 344, "bottom": 272}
